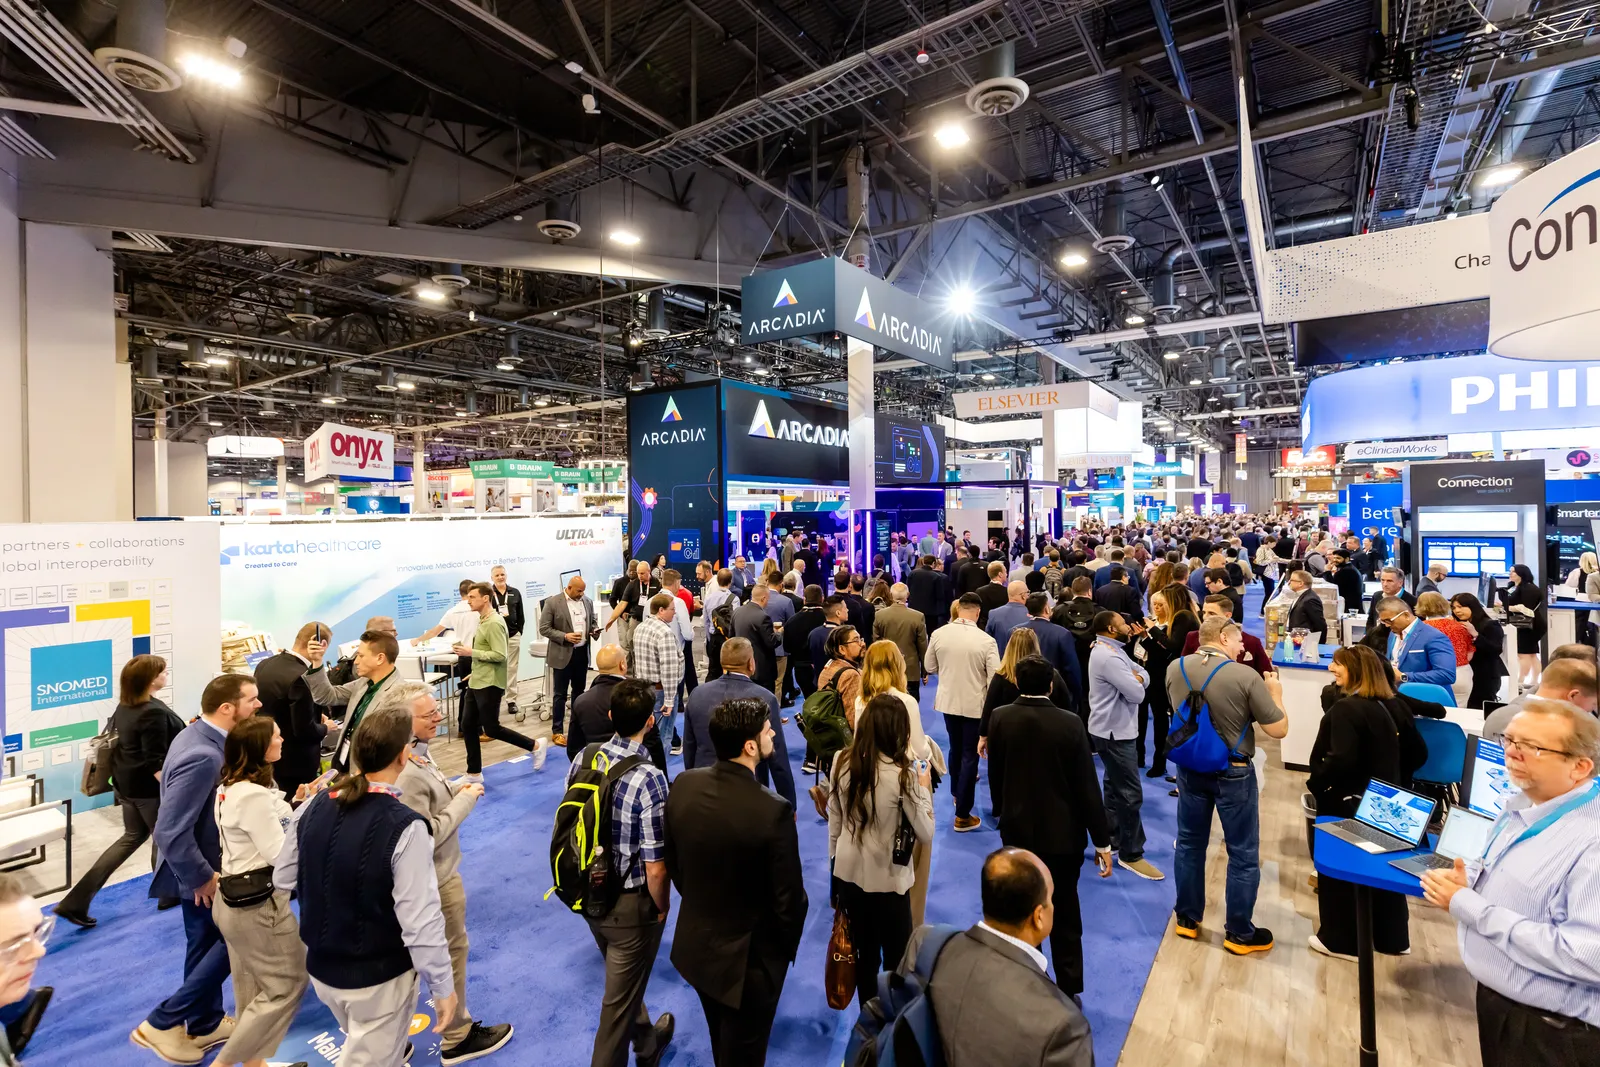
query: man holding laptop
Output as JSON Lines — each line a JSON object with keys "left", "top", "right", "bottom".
{"left": 1418, "top": 698, "right": 1600, "bottom": 1067}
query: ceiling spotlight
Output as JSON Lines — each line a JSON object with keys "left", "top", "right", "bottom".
{"left": 1125, "top": 313, "right": 1146, "bottom": 326}
{"left": 1059, "top": 250, "right": 1089, "bottom": 269}
{"left": 177, "top": 52, "right": 243, "bottom": 89}
{"left": 1148, "top": 173, "right": 1163, "bottom": 188}
{"left": 512, "top": 214, "right": 524, "bottom": 222}
{"left": 610, "top": 228, "right": 641, "bottom": 246}
{"left": 415, "top": 284, "right": 448, "bottom": 302}
{"left": 397, "top": 381, "right": 416, "bottom": 391}
{"left": 1162, "top": 348, "right": 1181, "bottom": 360}
{"left": 916, "top": 45, "right": 930, "bottom": 65}
{"left": 496, "top": 360, "right": 515, "bottom": 371}
{"left": 582, "top": 92, "right": 600, "bottom": 115}
{"left": 564, "top": 60, "right": 584, "bottom": 74}
{"left": 534, "top": 395, "right": 551, "bottom": 407}
{"left": 933, "top": 122, "right": 970, "bottom": 149}
{"left": 1188, "top": 376, "right": 1203, "bottom": 386}
{"left": 980, "top": 372, "right": 996, "bottom": 381}
{"left": 1478, "top": 164, "right": 1524, "bottom": 189}
{"left": 204, "top": 355, "right": 230, "bottom": 366}
{"left": 947, "top": 285, "right": 976, "bottom": 316}
{"left": 754, "top": 366, "right": 771, "bottom": 377}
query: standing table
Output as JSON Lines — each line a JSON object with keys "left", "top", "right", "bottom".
{"left": 1312, "top": 816, "right": 1433, "bottom": 1067}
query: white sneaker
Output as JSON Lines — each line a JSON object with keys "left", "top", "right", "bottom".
{"left": 451, "top": 773, "right": 484, "bottom": 788}
{"left": 1308, "top": 934, "right": 1357, "bottom": 962}
{"left": 532, "top": 737, "right": 550, "bottom": 771}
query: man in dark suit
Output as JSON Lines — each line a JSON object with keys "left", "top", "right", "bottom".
{"left": 975, "top": 561, "right": 1009, "bottom": 630}
{"left": 1203, "top": 567, "right": 1245, "bottom": 623}
{"left": 666, "top": 700, "right": 808, "bottom": 1067}
{"left": 1018, "top": 594, "right": 1083, "bottom": 707}
{"left": 986, "top": 657, "right": 1112, "bottom": 996}
{"left": 1364, "top": 566, "right": 1416, "bottom": 634}
{"left": 1092, "top": 549, "right": 1141, "bottom": 598}
{"left": 732, "top": 583, "right": 783, "bottom": 691}
{"left": 1328, "top": 551, "right": 1365, "bottom": 617}
{"left": 132, "top": 674, "right": 261, "bottom": 1064}
{"left": 1284, "top": 569, "right": 1328, "bottom": 642}
{"left": 1091, "top": 565, "right": 1142, "bottom": 618}
{"left": 254, "top": 622, "right": 335, "bottom": 799}
{"left": 954, "top": 547, "right": 989, "bottom": 597}
{"left": 682, "top": 639, "right": 796, "bottom": 808}
{"left": 899, "top": 848, "right": 1094, "bottom": 1066}
{"left": 838, "top": 573, "right": 870, "bottom": 637}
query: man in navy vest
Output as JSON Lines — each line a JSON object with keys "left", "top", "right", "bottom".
{"left": 132, "top": 675, "right": 260, "bottom": 1065}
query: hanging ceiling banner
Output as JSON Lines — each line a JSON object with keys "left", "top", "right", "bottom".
{"left": 740, "top": 258, "right": 956, "bottom": 371}
{"left": 1489, "top": 138, "right": 1600, "bottom": 360}
{"left": 950, "top": 380, "right": 1119, "bottom": 420}
{"left": 1343, "top": 439, "right": 1450, "bottom": 463}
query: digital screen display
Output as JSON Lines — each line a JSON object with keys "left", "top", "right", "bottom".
{"left": 1423, "top": 536, "right": 1514, "bottom": 578}
{"left": 875, "top": 418, "right": 946, "bottom": 484}
{"left": 1469, "top": 738, "right": 1515, "bottom": 818}
{"left": 1354, "top": 780, "right": 1435, "bottom": 844}
{"left": 1436, "top": 806, "right": 1495, "bottom": 862}
{"left": 723, "top": 382, "right": 850, "bottom": 486}
{"left": 627, "top": 383, "right": 722, "bottom": 567}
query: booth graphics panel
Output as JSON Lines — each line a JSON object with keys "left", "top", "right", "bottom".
{"left": 723, "top": 382, "right": 850, "bottom": 486}
{"left": 0, "top": 522, "right": 219, "bottom": 809}
{"left": 219, "top": 516, "right": 623, "bottom": 656}
{"left": 875, "top": 417, "right": 946, "bottom": 484}
{"left": 627, "top": 382, "right": 723, "bottom": 571}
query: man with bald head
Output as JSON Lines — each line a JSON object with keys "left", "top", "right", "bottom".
{"left": 985, "top": 581, "right": 1031, "bottom": 646}
{"left": 899, "top": 847, "right": 1093, "bottom": 1065}
{"left": 567, "top": 644, "right": 668, "bottom": 770}
{"left": 680, "top": 638, "right": 795, "bottom": 808}
{"left": 540, "top": 574, "right": 600, "bottom": 748}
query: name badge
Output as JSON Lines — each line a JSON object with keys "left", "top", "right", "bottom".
{"left": 499, "top": 605, "right": 510, "bottom": 616}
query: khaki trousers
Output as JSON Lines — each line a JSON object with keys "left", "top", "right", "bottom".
{"left": 438, "top": 871, "right": 475, "bottom": 1045}
{"left": 502, "top": 633, "right": 522, "bottom": 711}
{"left": 310, "top": 970, "right": 418, "bottom": 1067}
{"left": 212, "top": 892, "right": 308, "bottom": 1063}
{"left": 910, "top": 839, "right": 932, "bottom": 928}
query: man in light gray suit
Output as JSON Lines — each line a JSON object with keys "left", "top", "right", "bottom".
{"left": 305, "top": 628, "right": 402, "bottom": 772}
{"left": 539, "top": 574, "right": 600, "bottom": 746}
{"left": 898, "top": 847, "right": 1093, "bottom": 1067}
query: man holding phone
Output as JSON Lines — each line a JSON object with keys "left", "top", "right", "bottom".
{"left": 254, "top": 621, "right": 340, "bottom": 799}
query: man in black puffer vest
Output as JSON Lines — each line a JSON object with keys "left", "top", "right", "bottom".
{"left": 275, "top": 704, "right": 457, "bottom": 1065}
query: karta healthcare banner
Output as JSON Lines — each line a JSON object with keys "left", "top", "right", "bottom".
{"left": 0, "top": 522, "right": 220, "bottom": 809}
{"left": 1301, "top": 353, "right": 1600, "bottom": 448}
{"left": 219, "top": 516, "right": 622, "bottom": 662}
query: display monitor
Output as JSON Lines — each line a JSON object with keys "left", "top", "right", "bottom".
{"left": 1423, "top": 535, "right": 1514, "bottom": 578}
{"left": 1352, "top": 779, "right": 1436, "bottom": 845}
{"left": 1468, "top": 737, "right": 1515, "bottom": 819}
{"left": 1435, "top": 805, "right": 1496, "bottom": 862}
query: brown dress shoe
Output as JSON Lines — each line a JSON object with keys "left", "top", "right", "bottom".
{"left": 551, "top": 733, "right": 567, "bottom": 747}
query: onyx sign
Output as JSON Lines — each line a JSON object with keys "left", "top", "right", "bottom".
{"left": 740, "top": 258, "right": 956, "bottom": 371}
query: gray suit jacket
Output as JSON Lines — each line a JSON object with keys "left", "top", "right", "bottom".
{"left": 872, "top": 604, "right": 928, "bottom": 672}
{"left": 305, "top": 664, "right": 400, "bottom": 770}
{"left": 901, "top": 923, "right": 1094, "bottom": 1067}
{"left": 397, "top": 742, "right": 480, "bottom": 882}
{"left": 539, "top": 593, "right": 598, "bottom": 669}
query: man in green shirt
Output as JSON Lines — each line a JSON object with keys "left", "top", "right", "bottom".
{"left": 307, "top": 628, "right": 401, "bottom": 772}
{"left": 454, "top": 582, "right": 542, "bottom": 785}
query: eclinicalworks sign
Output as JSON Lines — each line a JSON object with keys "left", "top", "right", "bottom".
{"left": 1301, "top": 353, "right": 1600, "bottom": 449}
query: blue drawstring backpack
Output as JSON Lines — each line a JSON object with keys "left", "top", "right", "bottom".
{"left": 1166, "top": 657, "right": 1252, "bottom": 773}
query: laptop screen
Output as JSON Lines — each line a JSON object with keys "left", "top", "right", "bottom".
{"left": 1436, "top": 806, "right": 1495, "bottom": 862}
{"left": 1354, "top": 779, "right": 1435, "bottom": 845}
{"left": 1469, "top": 738, "right": 1514, "bottom": 819}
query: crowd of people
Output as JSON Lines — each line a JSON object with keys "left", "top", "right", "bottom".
{"left": 24, "top": 511, "right": 1600, "bottom": 1067}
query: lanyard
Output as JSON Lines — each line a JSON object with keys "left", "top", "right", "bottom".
{"left": 1484, "top": 780, "right": 1599, "bottom": 860}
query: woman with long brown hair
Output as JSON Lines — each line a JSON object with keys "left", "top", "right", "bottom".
{"left": 55, "top": 655, "right": 184, "bottom": 928}
{"left": 211, "top": 716, "right": 308, "bottom": 1067}
{"left": 1139, "top": 586, "right": 1200, "bottom": 779}
{"left": 1308, "top": 645, "right": 1425, "bottom": 961}
{"left": 978, "top": 627, "right": 1074, "bottom": 748}
{"left": 826, "top": 694, "right": 934, "bottom": 1007}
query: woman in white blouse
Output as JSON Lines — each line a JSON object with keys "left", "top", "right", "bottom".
{"left": 855, "top": 641, "right": 939, "bottom": 925}
{"left": 212, "top": 716, "right": 308, "bottom": 1067}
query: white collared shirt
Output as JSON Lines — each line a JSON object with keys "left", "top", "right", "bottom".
{"left": 977, "top": 921, "right": 1050, "bottom": 973}
{"left": 1390, "top": 617, "right": 1417, "bottom": 671}
{"left": 566, "top": 595, "right": 587, "bottom": 636}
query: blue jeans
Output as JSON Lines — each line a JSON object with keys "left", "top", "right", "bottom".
{"left": 147, "top": 898, "right": 229, "bottom": 1034}
{"left": 1091, "top": 735, "right": 1145, "bottom": 862}
{"left": 1174, "top": 765, "right": 1261, "bottom": 939}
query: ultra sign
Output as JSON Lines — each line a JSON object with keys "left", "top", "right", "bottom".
{"left": 740, "top": 258, "right": 955, "bottom": 371}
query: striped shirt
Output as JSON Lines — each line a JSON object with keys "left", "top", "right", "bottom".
{"left": 1451, "top": 778, "right": 1600, "bottom": 1025}
{"left": 564, "top": 737, "right": 667, "bottom": 888}
{"left": 630, "top": 617, "right": 684, "bottom": 703}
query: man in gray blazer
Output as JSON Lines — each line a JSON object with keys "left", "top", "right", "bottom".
{"left": 872, "top": 584, "right": 929, "bottom": 700}
{"left": 304, "top": 628, "right": 402, "bottom": 772}
{"left": 539, "top": 574, "right": 600, "bottom": 745}
{"left": 898, "top": 847, "right": 1093, "bottom": 1067}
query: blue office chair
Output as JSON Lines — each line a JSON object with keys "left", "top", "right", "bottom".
{"left": 1412, "top": 717, "right": 1468, "bottom": 789}
{"left": 1398, "top": 681, "right": 1457, "bottom": 709}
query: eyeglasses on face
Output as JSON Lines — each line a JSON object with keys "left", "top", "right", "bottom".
{"left": 0, "top": 916, "right": 53, "bottom": 965}
{"left": 1500, "top": 735, "right": 1577, "bottom": 760}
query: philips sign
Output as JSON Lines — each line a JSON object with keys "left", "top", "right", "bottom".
{"left": 1490, "top": 139, "right": 1600, "bottom": 360}
{"left": 1301, "top": 353, "right": 1600, "bottom": 448}
{"left": 304, "top": 421, "right": 395, "bottom": 482}
{"left": 31, "top": 641, "right": 114, "bottom": 710}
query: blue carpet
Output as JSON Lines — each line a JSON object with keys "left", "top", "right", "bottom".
{"left": 28, "top": 620, "right": 1244, "bottom": 1067}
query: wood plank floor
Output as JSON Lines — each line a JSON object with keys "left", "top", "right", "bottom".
{"left": 1119, "top": 737, "right": 1481, "bottom": 1067}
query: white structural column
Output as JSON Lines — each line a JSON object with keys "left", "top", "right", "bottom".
{"left": 847, "top": 336, "right": 875, "bottom": 511}
{"left": 1038, "top": 357, "right": 1058, "bottom": 487}
{"left": 412, "top": 431, "right": 427, "bottom": 511}
{"left": 152, "top": 405, "right": 170, "bottom": 514}
{"left": 0, "top": 165, "right": 130, "bottom": 523}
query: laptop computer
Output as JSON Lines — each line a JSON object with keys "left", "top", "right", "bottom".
{"left": 1389, "top": 804, "right": 1496, "bottom": 876}
{"left": 1316, "top": 778, "right": 1437, "bottom": 854}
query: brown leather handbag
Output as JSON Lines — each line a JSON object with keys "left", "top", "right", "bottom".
{"left": 825, "top": 908, "right": 858, "bottom": 1010}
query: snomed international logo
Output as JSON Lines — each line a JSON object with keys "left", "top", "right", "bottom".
{"left": 32, "top": 640, "right": 113, "bottom": 710}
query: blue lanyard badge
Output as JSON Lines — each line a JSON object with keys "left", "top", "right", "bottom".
{"left": 1485, "top": 780, "right": 1600, "bottom": 861}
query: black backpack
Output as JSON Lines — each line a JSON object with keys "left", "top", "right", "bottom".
{"left": 548, "top": 743, "right": 644, "bottom": 919}
{"left": 710, "top": 600, "right": 737, "bottom": 639}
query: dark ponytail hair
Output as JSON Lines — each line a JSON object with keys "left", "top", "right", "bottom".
{"left": 220, "top": 716, "right": 278, "bottom": 789}
{"left": 329, "top": 705, "right": 413, "bottom": 807}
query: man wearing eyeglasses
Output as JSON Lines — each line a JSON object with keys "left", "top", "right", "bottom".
{"left": 1370, "top": 596, "right": 1455, "bottom": 688}
{"left": 1421, "top": 699, "right": 1600, "bottom": 1067}
{"left": 0, "top": 873, "right": 49, "bottom": 1064}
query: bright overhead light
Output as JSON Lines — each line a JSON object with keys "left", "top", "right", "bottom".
{"left": 319, "top": 396, "right": 342, "bottom": 406}
{"left": 947, "top": 285, "right": 975, "bottom": 316}
{"left": 534, "top": 395, "right": 551, "bottom": 407}
{"left": 564, "top": 60, "right": 584, "bottom": 74}
{"left": 1162, "top": 348, "right": 1181, "bottom": 360}
{"left": 1125, "top": 313, "right": 1146, "bottom": 326}
{"left": 1189, "top": 376, "right": 1203, "bottom": 386}
{"left": 933, "top": 122, "right": 970, "bottom": 149}
{"left": 496, "top": 361, "right": 515, "bottom": 371}
{"left": 754, "top": 367, "right": 771, "bottom": 377}
{"left": 415, "top": 284, "right": 448, "bottom": 303}
{"left": 204, "top": 356, "right": 230, "bottom": 366}
{"left": 397, "top": 381, "right": 416, "bottom": 391}
{"left": 610, "top": 229, "right": 641, "bottom": 246}
{"left": 1148, "top": 173, "right": 1163, "bottom": 188}
{"left": 178, "top": 52, "right": 243, "bottom": 89}
{"left": 1478, "top": 164, "right": 1524, "bottom": 189}
{"left": 1059, "top": 251, "right": 1088, "bottom": 269}
{"left": 980, "top": 372, "right": 996, "bottom": 381}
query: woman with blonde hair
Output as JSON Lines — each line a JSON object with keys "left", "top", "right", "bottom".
{"left": 978, "top": 627, "right": 1075, "bottom": 752}
{"left": 855, "top": 640, "right": 940, "bottom": 924}
{"left": 760, "top": 558, "right": 780, "bottom": 585}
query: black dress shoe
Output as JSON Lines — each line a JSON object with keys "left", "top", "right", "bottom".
{"left": 638, "top": 1013, "right": 674, "bottom": 1067}
{"left": 52, "top": 907, "right": 95, "bottom": 929}
{"left": 156, "top": 897, "right": 180, "bottom": 911}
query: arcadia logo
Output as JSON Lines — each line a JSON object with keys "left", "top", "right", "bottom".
{"left": 748, "top": 398, "right": 846, "bottom": 447}
{"left": 661, "top": 396, "right": 683, "bottom": 422}
{"left": 749, "top": 399, "right": 777, "bottom": 439}
{"left": 855, "top": 289, "right": 876, "bottom": 330}
{"left": 773, "top": 279, "right": 798, "bottom": 307}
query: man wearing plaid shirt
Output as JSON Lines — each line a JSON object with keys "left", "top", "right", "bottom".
{"left": 631, "top": 594, "right": 685, "bottom": 771}
{"left": 565, "top": 678, "right": 675, "bottom": 1067}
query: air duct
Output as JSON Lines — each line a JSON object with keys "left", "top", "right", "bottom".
{"left": 287, "top": 293, "right": 319, "bottom": 324}
{"left": 261, "top": 396, "right": 275, "bottom": 416}
{"left": 133, "top": 346, "right": 162, "bottom": 384}
{"left": 965, "top": 42, "right": 1029, "bottom": 117}
{"left": 1184, "top": 333, "right": 1210, "bottom": 353}
{"left": 536, "top": 198, "right": 581, "bottom": 241}
{"left": 1093, "top": 183, "right": 1133, "bottom": 253}
{"left": 1151, "top": 267, "right": 1179, "bottom": 315}
{"left": 93, "top": 0, "right": 181, "bottom": 92}
{"left": 180, "top": 337, "right": 208, "bottom": 369}
{"left": 844, "top": 143, "right": 870, "bottom": 270}
{"left": 465, "top": 388, "right": 477, "bottom": 415}
{"left": 322, "top": 368, "right": 347, "bottom": 405}
{"left": 641, "top": 291, "right": 670, "bottom": 339}
{"left": 1208, "top": 355, "right": 1229, "bottom": 383}
{"left": 431, "top": 263, "right": 470, "bottom": 290}
{"left": 376, "top": 367, "right": 398, "bottom": 393}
